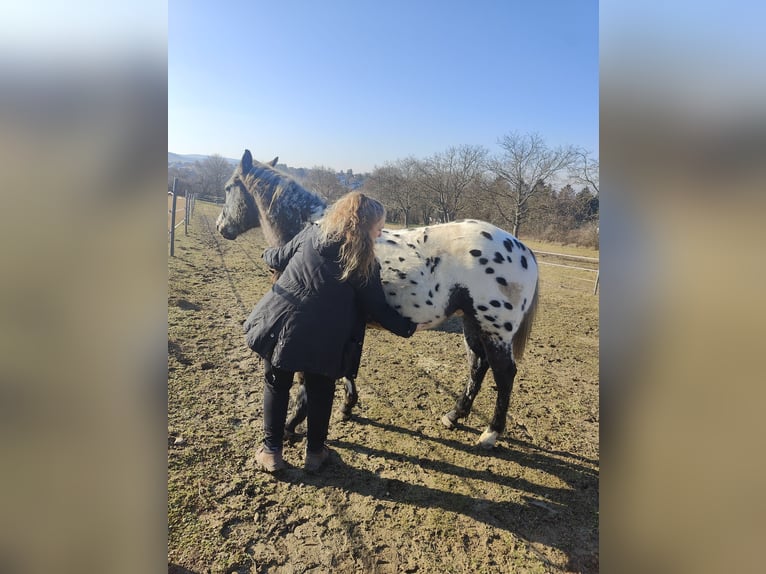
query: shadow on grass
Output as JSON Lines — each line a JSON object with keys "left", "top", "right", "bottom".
{"left": 274, "top": 416, "right": 598, "bottom": 573}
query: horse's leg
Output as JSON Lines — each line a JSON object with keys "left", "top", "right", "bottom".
{"left": 441, "top": 318, "right": 490, "bottom": 429}
{"left": 284, "top": 371, "right": 307, "bottom": 442}
{"left": 476, "top": 343, "right": 517, "bottom": 449}
{"left": 340, "top": 376, "right": 358, "bottom": 420}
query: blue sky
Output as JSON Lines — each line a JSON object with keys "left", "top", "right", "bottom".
{"left": 169, "top": 0, "right": 598, "bottom": 173}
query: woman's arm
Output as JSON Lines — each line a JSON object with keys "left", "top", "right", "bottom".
{"left": 355, "top": 264, "right": 417, "bottom": 338}
{"left": 263, "top": 224, "right": 315, "bottom": 272}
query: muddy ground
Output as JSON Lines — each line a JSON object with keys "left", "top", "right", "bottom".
{"left": 168, "top": 201, "right": 599, "bottom": 573}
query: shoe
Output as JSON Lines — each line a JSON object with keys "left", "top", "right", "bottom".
{"left": 255, "top": 446, "right": 286, "bottom": 472}
{"left": 304, "top": 445, "right": 332, "bottom": 472}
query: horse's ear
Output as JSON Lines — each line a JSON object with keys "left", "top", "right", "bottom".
{"left": 269, "top": 157, "right": 279, "bottom": 167}
{"left": 241, "top": 150, "right": 253, "bottom": 173}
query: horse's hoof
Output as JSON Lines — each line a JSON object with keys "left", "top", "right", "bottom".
{"left": 441, "top": 412, "right": 457, "bottom": 429}
{"left": 284, "top": 428, "right": 299, "bottom": 443}
{"left": 477, "top": 429, "right": 499, "bottom": 449}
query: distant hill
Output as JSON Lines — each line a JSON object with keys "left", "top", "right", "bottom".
{"left": 169, "top": 152, "right": 367, "bottom": 190}
{"left": 168, "top": 152, "right": 238, "bottom": 165}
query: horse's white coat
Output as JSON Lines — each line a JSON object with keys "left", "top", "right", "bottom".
{"left": 375, "top": 221, "right": 538, "bottom": 348}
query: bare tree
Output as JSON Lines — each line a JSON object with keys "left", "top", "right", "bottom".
{"left": 488, "top": 132, "right": 579, "bottom": 237}
{"left": 415, "top": 145, "right": 488, "bottom": 222}
{"left": 569, "top": 148, "right": 599, "bottom": 195}
{"left": 302, "top": 166, "right": 347, "bottom": 203}
{"left": 364, "top": 158, "right": 418, "bottom": 227}
{"left": 197, "top": 154, "right": 233, "bottom": 201}
{"left": 168, "top": 163, "right": 197, "bottom": 196}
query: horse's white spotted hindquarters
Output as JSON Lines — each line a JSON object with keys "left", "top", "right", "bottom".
{"left": 376, "top": 220, "right": 537, "bottom": 340}
{"left": 375, "top": 220, "right": 539, "bottom": 448}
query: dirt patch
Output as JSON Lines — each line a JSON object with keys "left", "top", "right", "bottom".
{"left": 168, "top": 202, "right": 599, "bottom": 573}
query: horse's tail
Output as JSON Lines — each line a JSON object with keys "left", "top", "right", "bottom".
{"left": 512, "top": 274, "right": 539, "bottom": 362}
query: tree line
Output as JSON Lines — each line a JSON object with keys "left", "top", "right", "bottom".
{"left": 168, "top": 132, "right": 599, "bottom": 248}
{"left": 362, "top": 133, "right": 598, "bottom": 248}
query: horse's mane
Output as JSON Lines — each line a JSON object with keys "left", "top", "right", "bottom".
{"left": 243, "top": 161, "right": 327, "bottom": 246}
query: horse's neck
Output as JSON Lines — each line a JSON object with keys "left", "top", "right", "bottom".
{"left": 248, "top": 166, "right": 327, "bottom": 246}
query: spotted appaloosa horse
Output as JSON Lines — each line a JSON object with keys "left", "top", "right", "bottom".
{"left": 216, "top": 150, "right": 539, "bottom": 448}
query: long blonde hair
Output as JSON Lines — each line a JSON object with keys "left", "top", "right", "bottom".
{"left": 319, "top": 192, "right": 385, "bottom": 284}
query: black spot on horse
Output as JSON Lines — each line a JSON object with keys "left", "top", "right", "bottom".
{"left": 484, "top": 315, "right": 495, "bottom": 322}
{"left": 426, "top": 300, "right": 433, "bottom": 305}
{"left": 503, "top": 238, "right": 514, "bottom": 253}
{"left": 479, "top": 258, "right": 488, "bottom": 265}
{"left": 382, "top": 280, "right": 389, "bottom": 285}
{"left": 384, "top": 260, "right": 391, "bottom": 264}
{"left": 386, "top": 239, "right": 397, "bottom": 245}
{"left": 485, "top": 267, "right": 494, "bottom": 274}
{"left": 493, "top": 252, "right": 505, "bottom": 264}
{"left": 506, "top": 256, "right": 512, "bottom": 263}
{"left": 481, "top": 231, "right": 493, "bottom": 240}
{"left": 496, "top": 277, "right": 508, "bottom": 286}
{"left": 388, "top": 291, "right": 396, "bottom": 296}
{"left": 414, "top": 304, "right": 421, "bottom": 308}
{"left": 477, "top": 305, "right": 489, "bottom": 311}
{"left": 410, "top": 280, "right": 418, "bottom": 285}
{"left": 398, "top": 257, "right": 405, "bottom": 262}
{"left": 488, "top": 300, "right": 500, "bottom": 308}
{"left": 522, "top": 298, "right": 527, "bottom": 311}
{"left": 469, "top": 249, "right": 482, "bottom": 257}
{"left": 521, "top": 255, "right": 528, "bottom": 269}
{"left": 430, "top": 257, "right": 441, "bottom": 273}
{"left": 398, "top": 272, "right": 407, "bottom": 280}
{"left": 504, "top": 302, "right": 513, "bottom": 310}
{"left": 435, "top": 284, "right": 440, "bottom": 291}
{"left": 423, "top": 234, "right": 428, "bottom": 243}
{"left": 504, "top": 322, "right": 513, "bottom": 332}
{"left": 428, "top": 290, "right": 433, "bottom": 298}
{"left": 393, "top": 233, "right": 401, "bottom": 238}
{"left": 407, "top": 243, "right": 417, "bottom": 249}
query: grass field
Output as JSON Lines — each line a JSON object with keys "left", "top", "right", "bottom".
{"left": 168, "top": 200, "right": 599, "bottom": 573}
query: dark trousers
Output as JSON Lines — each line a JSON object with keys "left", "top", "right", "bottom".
{"left": 263, "top": 359, "right": 335, "bottom": 453}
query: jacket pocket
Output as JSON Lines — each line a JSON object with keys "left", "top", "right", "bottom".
{"left": 245, "top": 309, "right": 288, "bottom": 361}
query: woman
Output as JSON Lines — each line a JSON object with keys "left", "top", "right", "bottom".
{"left": 243, "top": 192, "right": 422, "bottom": 473}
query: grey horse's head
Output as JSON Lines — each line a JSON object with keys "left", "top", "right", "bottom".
{"left": 215, "top": 150, "right": 276, "bottom": 240}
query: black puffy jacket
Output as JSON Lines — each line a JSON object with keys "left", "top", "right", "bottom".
{"left": 243, "top": 224, "right": 416, "bottom": 380}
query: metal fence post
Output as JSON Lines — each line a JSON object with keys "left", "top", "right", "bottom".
{"left": 169, "top": 177, "right": 178, "bottom": 257}
{"left": 184, "top": 189, "right": 189, "bottom": 236}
